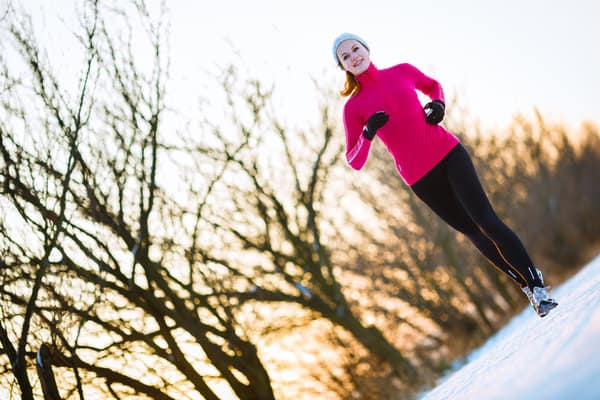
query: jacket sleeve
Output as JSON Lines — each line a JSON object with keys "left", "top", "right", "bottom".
{"left": 404, "top": 63, "right": 445, "bottom": 103}
{"left": 343, "top": 102, "right": 371, "bottom": 170}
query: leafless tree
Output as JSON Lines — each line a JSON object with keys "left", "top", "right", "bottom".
{"left": 0, "top": 2, "right": 274, "bottom": 399}
{"left": 180, "top": 67, "right": 419, "bottom": 381}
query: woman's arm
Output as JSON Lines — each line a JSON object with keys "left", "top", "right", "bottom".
{"left": 403, "top": 63, "right": 445, "bottom": 103}
{"left": 343, "top": 103, "right": 372, "bottom": 170}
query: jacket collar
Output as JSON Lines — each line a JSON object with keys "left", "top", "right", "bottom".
{"left": 355, "top": 63, "right": 379, "bottom": 85}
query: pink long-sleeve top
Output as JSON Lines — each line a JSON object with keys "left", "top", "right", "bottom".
{"left": 343, "top": 62, "right": 459, "bottom": 185}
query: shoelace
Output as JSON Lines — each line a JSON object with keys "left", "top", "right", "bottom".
{"left": 534, "top": 286, "right": 557, "bottom": 302}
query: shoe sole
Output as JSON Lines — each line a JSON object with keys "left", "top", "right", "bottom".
{"left": 538, "top": 301, "right": 558, "bottom": 317}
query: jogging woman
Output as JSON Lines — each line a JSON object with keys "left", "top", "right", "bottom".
{"left": 333, "top": 32, "right": 557, "bottom": 317}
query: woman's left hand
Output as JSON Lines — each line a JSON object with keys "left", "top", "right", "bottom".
{"left": 424, "top": 100, "right": 445, "bottom": 124}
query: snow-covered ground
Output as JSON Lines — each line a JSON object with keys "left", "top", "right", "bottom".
{"left": 419, "top": 254, "right": 600, "bottom": 400}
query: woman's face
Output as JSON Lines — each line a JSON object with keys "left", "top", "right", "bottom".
{"left": 336, "top": 39, "right": 370, "bottom": 75}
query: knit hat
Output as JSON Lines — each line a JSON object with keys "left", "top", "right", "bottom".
{"left": 332, "top": 33, "right": 369, "bottom": 67}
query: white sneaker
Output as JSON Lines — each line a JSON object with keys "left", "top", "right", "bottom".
{"left": 521, "top": 285, "right": 558, "bottom": 317}
{"left": 533, "top": 286, "right": 558, "bottom": 316}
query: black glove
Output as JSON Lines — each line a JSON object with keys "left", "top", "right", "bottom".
{"left": 363, "top": 111, "right": 389, "bottom": 140}
{"left": 423, "top": 100, "right": 445, "bottom": 124}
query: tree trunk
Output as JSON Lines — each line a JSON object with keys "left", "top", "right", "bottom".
{"left": 36, "top": 344, "right": 62, "bottom": 400}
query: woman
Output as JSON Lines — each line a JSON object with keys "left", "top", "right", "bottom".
{"left": 333, "top": 32, "right": 557, "bottom": 317}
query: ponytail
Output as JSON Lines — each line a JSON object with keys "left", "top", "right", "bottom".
{"left": 339, "top": 71, "right": 360, "bottom": 97}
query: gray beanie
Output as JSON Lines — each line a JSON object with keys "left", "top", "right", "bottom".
{"left": 332, "top": 33, "right": 369, "bottom": 67}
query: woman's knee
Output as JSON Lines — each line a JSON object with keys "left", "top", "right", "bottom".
{"left": 476, "top": 212, "right": 511, "bottom": 238}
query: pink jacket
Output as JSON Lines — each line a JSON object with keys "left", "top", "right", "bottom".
{"left": 343, "top": 63, "right": 459, "bottom": 185}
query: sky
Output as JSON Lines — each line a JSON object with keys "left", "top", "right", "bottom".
{"left": 8, "top": 0, "right": 600, "bottom": 133}
{"left": 166, "top": 0, "right": 600, "bottom": 130}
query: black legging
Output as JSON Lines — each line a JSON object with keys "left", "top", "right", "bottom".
{"left": 411, "top": 144, "right": 542, "bottom": 289}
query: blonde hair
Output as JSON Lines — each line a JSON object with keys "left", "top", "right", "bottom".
{"left": 339, "top": 71, "right": 360, "bottom": 97}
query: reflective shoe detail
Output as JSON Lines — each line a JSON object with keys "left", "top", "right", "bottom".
{"left": 522, "top": 286, "right": 536, "bottom": 308}
{"left": 535, "top": 267, "right": 545, "bottom": 285}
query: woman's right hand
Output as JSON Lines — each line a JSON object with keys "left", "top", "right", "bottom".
{"left": 363, "top": 111, "right": 389, "bottom": 140}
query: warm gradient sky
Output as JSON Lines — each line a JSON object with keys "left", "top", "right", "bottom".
{"left": 12, "top": 0, "right": 600, "bottom": 131}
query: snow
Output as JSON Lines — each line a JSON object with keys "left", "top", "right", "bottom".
{"left": 419, "top": 253, "right": 600, "bottom": 400}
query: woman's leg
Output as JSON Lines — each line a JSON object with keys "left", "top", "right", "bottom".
{"left": 444, "top": 145, "right": 543, "bottom": 288}
{"left": 411, "top": 146, "right": 530, "bottom": 287}
{"left": 467, "top": 231, "right": 528, "bottom": 286}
